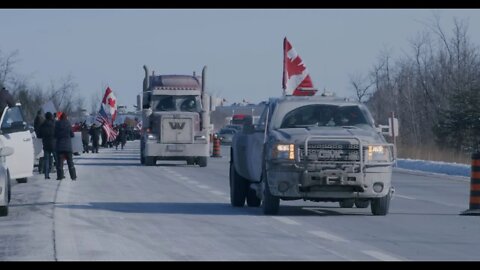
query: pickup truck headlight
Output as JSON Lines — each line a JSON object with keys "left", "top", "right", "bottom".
{"left": 365, "top": 145, "right": 391, "bottom": 163}
{"left": 273, "top": 144, "right": 295, "bottom": 160}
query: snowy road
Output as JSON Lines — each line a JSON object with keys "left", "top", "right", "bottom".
{"left": 1, "top": 142, "right": 479, "bottom": 261}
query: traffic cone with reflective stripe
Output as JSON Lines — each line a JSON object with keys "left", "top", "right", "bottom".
{"left": 461, "top": 152, "right": 480, "bottom": 215}
{"left": 211, "top": 135, "right": 222, "bottom": 158}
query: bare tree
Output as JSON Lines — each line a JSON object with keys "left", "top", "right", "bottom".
{"left": 349, "top": 72, "right": 374, "bottom": 103}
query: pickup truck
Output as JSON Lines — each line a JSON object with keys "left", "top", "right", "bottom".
{"left": 229, "top": 95, "right": 396, "bottom": 215}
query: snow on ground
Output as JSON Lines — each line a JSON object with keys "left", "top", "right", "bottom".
{"left": 396, "top": 159, "right": 470, "bottom": 177}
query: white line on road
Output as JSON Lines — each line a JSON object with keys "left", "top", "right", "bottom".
{"left": 210, "top": 190, "right": 225, "bottom": 196}
{"left": 271, "top": 216, "right": 300, "bottom": 225}
{"left": 362, "top": 250, "right": 404, "bottom": 261}
{"left": 197, "top": 184, "right": 211, "bottom": 190}
{"left": 308, "top": 230, "right": 349, "bottom": 243}
{"left": 395, "top": 194, "right": 417, "bottom": 200}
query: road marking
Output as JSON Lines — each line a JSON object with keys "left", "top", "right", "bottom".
{"left": 197, "top": 184, "right": 210, "bottom": 190}
{"left": 303, "top": 207, "right": 327, "bottom": 215}
{"left": 395, "top": 194, "right": 417, "bottom": 200}
{"left": 271, "top": 216, "right": 300, "bottom": 225}
{"left": 363, "top": 250, "right": 403, "bottom": 261}
{"left": 210, "top": 190, "right": 224, "bottom": 196}
{"left": 308, "top": 230, "right": 349, "bottom": 243}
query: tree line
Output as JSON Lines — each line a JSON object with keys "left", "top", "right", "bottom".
{"left": 351, "top": 15, "right": 480, "bottom": 156}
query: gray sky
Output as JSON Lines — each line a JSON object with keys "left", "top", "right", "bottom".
{"left": 1, "top": 9, "right": 480, "bottom": 110}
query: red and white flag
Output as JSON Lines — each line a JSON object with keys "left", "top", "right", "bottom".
{"left": 101, "top": 87, "right": 117, "bottom": 123}
{"left": 282, "top": 37, "right": 317, "bottom": 96}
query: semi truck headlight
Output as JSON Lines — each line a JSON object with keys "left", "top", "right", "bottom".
{"left": 273, "top": 144, "right": 295, "bottom": 160}
{"left": 365, "top": 145, "right": 391, "bottom": 163}
{"left": 147, "top": 133, "right": 157, "bottom": 140}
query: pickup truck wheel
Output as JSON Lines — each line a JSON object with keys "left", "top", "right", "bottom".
{"left": 371, "top": 193, "right": 391, "bottom": 216}
{"left": 144, "top": 157, "right": 155, "bottom": 166}
{"left": 263, "top": 180, "right": 280, "bottom": 215}
{"left": 7, "top": 176, "right": 11, "bottom": 203}
{"left": 140, "top": 147, "right": 145, "bottom": 164}
{"left": 198, "top": 157, "right": 207, "bottom": 167}
{"left": 355, "top": 199, "right": 370, "bottom": 208}
{"left": 0, "top": 206, "right": 8, "bottom": 217}
{"left": 16, "top": 178, "right": 27, "bottom": 184}
{"left": 230, "top": 162, "right": 247, "bottom": 207}
{"left": 339, "top": 199, "right": 354, "bottom": 208}
{"left": 246, "top": 188, "right": 261, "bottom": 207}
{"left": 186, "top": 158, "right": 195, "bottom": 165}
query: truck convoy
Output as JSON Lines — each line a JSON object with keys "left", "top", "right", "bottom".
{"left": 140, "top": 65, "right": 210, "bottom": 167}
{"left": 230, "top": 95, "right": 396, "bottom": 215}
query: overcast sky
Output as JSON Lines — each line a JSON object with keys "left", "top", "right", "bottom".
{"left": 1, "top": 9, "right": 480, "bottom": 110}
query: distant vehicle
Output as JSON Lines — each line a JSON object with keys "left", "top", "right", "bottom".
{"left": 216, "top": 128, "right": 237, "bottom": 144}
{"left": 0, "top": 144, "right": 14, "bottom": 216}
{"left": 0, "top": 106, "right": 34, "bottom": 184}
{"left": 231, "top": 114, "right": 253, "bottom": 126}
{"left": 230, "top": 95, "right": 396, "bottom": 215}
{"left": 224, "top": 125, "right": 242, "bottom": 132}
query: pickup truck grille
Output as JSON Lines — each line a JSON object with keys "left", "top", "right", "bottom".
{"left": 299, "top": 143, "right": 361, "bottom": 162}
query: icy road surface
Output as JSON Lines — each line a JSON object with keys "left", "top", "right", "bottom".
{"left": 0, "top": 142, "right": 479, "bottom": 261}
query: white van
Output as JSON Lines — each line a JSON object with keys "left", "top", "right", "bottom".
{"left": 0, "top": 106, "right": 34, "bottom": 183}
{"left": 0, "top": 144, "right": 14, "bottom": 216}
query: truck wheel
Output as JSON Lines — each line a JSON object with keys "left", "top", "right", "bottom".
{"left": 246, "top": 188, "right": 261, "bottom": 207}
{"left": 7, "top": 176, "right": 11, "bottom": 203}
{"left": 371, "top": 193, "right": 391, "bottom": 216}
{"left": 16, "top": 178, "right": 27, "bottom": 184}
{"left": 140, "top": 155, "right": 145, "bottom": 165}
{"left": 0, "top": 206, "right": 8, "bottom": 217}
{"left": 339, "top": 199, "right": 354, "bottom": 208}
{"left": 197, "top": 157, "right": 207, "bottom": 167}
{"left": 230, "top": 162, "right": 247, "bottom": 207}
{"left": 263, "top": 178, "right": 280, "bottom": 215}
{"left": 186, "top": 158, "right": 195, "bottom": 165}
{"left": 145, "top": 157, "right": 155, "bottom": 166}
{"left": 355, "top": 199, "right": 370, "bottom": 208}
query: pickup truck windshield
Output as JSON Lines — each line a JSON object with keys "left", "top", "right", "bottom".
{"left": 280, "top": 104, "right": 369, "bottom": 128}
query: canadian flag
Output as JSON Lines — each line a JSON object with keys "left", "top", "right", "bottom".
{"left": 282, "top": 37, "right": 317, "bottom": 96}
{"left": 101, "top": 87, "right": 117, "bottom": 123}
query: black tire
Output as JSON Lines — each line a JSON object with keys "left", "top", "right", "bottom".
{"left": 246, "top": 188, "right": 261, "bottom": 207}
{"left": 355, "top": 199, "right": 370, "bottom": 208}
{"left": 197, "top": 157, "right": 207, "bottom": 167}
{"left": 7, "top": 175, "right": 11, "bottom": 203}
{"left": 144, "top": 157, "right": 155, "bottom": 166}
{"left": 186, "top": 158, "right": 195, "bottom": 165}
{"left": 263, "top": 177, "right": 280, "bottom": 215}
{"left": 0, "top": 206, "right": 7, "bottom": 217}
{"left": 371, "top": 193, "right": 391, "bottom": 216}
{"left": 140, "top": 155, "right": 145, "bottom": 165}
{"left": 16, "top": 178, "right": 27, "bottom": 184}
{"left": 229, "top": 162, "right": 247, "bottom": 207}
{"left": 339, "top": 199, "right": 354, "bottom": 208}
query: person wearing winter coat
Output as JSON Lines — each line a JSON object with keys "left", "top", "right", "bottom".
{"left": 81, "top": 122, "right": 90, "bottom": 153}
{"left": 89, "top": 123, "right": 101, "bottom": 153}
{"left": 38, "top": 112, "right": 57, "bottom": 179}
{"left": 54, "top": 113, "right": 77, "bottom": 180}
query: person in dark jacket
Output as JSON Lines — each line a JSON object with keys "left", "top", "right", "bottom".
{"left": 116, "top": 124, "right": 127, "bottom": 150}
{"left": 0, "top": 86, "right": 15, "bottom": 115}
{"left": 33, "top": 109, "right": 45, "bottom": 137}
{"left": 89, "top": 123, "right": 101, "bottom": 153}
{"left": 55, "top": 113, "right": 76, "bottom": 180}
{"left": 81, "top": 122, "right": 90, "bottom": 153}
{"left": 38, "top": 112, "right": 57, "bottom": 179}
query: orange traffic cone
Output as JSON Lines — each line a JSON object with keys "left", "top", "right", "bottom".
{"left": 211, "top": 136, "right": 222, "bottom": 158}
{"left": 461, "top": 152, "right": 480, "bottom": 215}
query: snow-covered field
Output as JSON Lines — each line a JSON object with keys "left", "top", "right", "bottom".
{"left": 396, "top": 159, "right": 471, "bottom": 177}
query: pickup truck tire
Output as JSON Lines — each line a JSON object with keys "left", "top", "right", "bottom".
{"left": 16, "top": 178, "right": 27, "bottom": 184}
{"left": 140, "top": 147, "right": 145, "bottom": 164}
{"left": 186, "top": 158, "right": 195, "bottom": 165}
{"left": 145, "top": 157, "right": 155, "bottom": 166}
{"left": 355, "top": 199, "right": 370, "bottom": 208}
{"left": 246, "top": 188, "right": 261, "bottom": 207}
{"left": 371, "top": 193, "right": 391, "bottom": 216}
{"left": 339, "top": 199, "right": 354, "bottom": 208}
{"left": 0, "top": 206, "right": 7, "bottom": 217}
{"left": 263, "top": 178, "right": 280, "bottom": 215}
{"left": 7, "top": 176, "right": 11, "bottom": 203}
{"left": 198, "top": 157, "right": 207, "bottom": 167}
{"left": 230, "top": 162, "right": 247, "bottom": 207}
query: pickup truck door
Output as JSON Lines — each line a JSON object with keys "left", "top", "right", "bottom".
{"left": 0, "top": 106, "right": 34, "bottom": 180}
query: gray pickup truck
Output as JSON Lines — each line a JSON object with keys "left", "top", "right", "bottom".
{"left": 229, "top": 95, "right": 396, "bottom": 215}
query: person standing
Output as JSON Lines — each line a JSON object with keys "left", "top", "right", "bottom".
{"left": 38, "top": 112, "right": 57, "bottom": 179}
{"left": 33, "top": 109, "right": 45, "bottom": 137}
{"left": 0, "top": 86, "right": 15, "bottom": 115}
{"left": 117, "top": 124, "right": 127, "bottom": 150}
{"left": 81, "top": 122, "right": 90, "bottom": 153}
{"left": 89, "top": 123, "right": 101, "bottom": 153}
{"left": 55, "top": 113, "right": 77, "bottom": 180}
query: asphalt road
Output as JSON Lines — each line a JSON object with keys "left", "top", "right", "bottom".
{"left": 0, "top": 142, "right": 479, "bottom": 261}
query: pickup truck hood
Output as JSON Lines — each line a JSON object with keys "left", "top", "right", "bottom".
{"left": 272, "top": 126, "right": 385, "bottom": 145}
